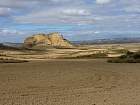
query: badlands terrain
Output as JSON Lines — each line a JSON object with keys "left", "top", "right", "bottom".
{"left": 0, "top": 42, "right": 140, "bottom": 61}
{"left": 1, "top": 33, "right": 140, "bottom": 61}
{"left": 0, "top": 33, "right": 140, "bottom": 105}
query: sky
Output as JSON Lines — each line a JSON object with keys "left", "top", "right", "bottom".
{"left": 0, "top": 0, "right": 140, "bottom": 42}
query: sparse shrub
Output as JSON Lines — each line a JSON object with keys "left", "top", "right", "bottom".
{"left": 119, "top": 54, "right": 127, "bottom": 59}
{"left": 63, "top": 53, "right": 107, "bottom": 59}
{"left": 115, "top": 49, "right": 129, "bottom": 54}
{"left": 0, "top": 58, "right": 28, "bottom": 63}
{"left": 108, "top": 51, "right": 140, "bottom": 63}
{"left": 132, "top": 52, "right": 140, "bottom": 59}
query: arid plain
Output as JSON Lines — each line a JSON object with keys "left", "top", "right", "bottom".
{"left": 0, "top": 43, "right": 140, "bottom": 105}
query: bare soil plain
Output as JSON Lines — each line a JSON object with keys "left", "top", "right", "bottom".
{"left": 0, "top": 43, "right": 140, "bottom": 105}
{"left": 0, "top": 59, "right": 140, "bottom": 105}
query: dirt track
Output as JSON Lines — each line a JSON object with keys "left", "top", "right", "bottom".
{"left": 0, "top": 59, "right": 140, "bottom": 105}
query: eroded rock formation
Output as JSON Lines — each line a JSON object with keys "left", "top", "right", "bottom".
{"left": 24, "top": 32, "right": 73, "bottom": 48}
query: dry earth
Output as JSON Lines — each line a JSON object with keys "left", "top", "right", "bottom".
{"left": 0, "top": 59, "right": 140, "bottom": 105}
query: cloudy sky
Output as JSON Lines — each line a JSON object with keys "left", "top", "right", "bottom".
{"left": 0, "top": 0, "right": 140, "bottom": 42}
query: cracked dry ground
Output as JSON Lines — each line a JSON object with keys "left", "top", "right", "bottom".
{"left": 0, "top": 59, "right": 140, "bottom": 105}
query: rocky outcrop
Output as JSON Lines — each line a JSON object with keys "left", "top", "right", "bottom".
{"left": 24, "top": 32, "right": 73, "bottom": 48}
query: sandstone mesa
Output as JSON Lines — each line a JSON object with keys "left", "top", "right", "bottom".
{"left": 24, "top": 32, "right": 73, "bottom": 49}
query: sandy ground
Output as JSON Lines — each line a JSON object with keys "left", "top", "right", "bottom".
{"left": 0, "top": 59, "right": 140, "bottom": 105}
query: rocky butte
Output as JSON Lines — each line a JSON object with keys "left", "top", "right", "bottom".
{"left": 24, "top": 32, "right": 73, "bottom": 49}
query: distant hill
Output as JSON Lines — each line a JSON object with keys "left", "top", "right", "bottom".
{"left": 3, "top": 42, "right": 23, "bottom": 48}
{"left": 72, "top": 37, "right": 140, "bottom": 45}
{"left": 0, "top": 43, "right": 22, "bottom": 50}
{"left": 1, "top": 37, "right": 140, "bottom": 49}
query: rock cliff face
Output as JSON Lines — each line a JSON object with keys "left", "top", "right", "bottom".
{"left": 24, "top": 32, "right": 73, "bottom": 48}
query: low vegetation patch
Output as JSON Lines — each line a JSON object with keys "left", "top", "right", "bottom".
{"left": 62, "top": 53, "right": 107, "bottom": 59}
{"left": 0, "top": 58, "right": 28, "bottom": 63}
{"left": 111, "top": 49, "right": 129, "bottom": 53}
{"left": 108, "top": 51, "right": 140, "bottom": 63}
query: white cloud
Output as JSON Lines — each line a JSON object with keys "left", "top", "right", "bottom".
{"left": 0, "top": 0, "right": 39, "bottom": 8}
{"left": 0, "top": 0, "right": 79, "bottom": 9}
{"left": 14, "top": 15, "right": 95, "bottom": 24}
{"left": 50, "top": 0, "right": 71, "bottom": 2}
{"left": 14, "top": 7, "right": 93, "bottom": 24}
{"left": 0, "top": 7, "right": 11, "bottom": 16}
{"left": 61, "top": 9, "right": 91, "bottom": 16}
{"left": 0, "top": 28, "right": 23, "bottom": 35}
{"left": 76, "top": 30, "right": 100, "bottom": 35}
{"left": 96, "top": 0, "right": 111, "bottom": 4}
{"left": 125, "top": 6, "right": 140, "bottom": 13}
{"left": 121, "top": 0, "right": 140, "bottom": 13}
